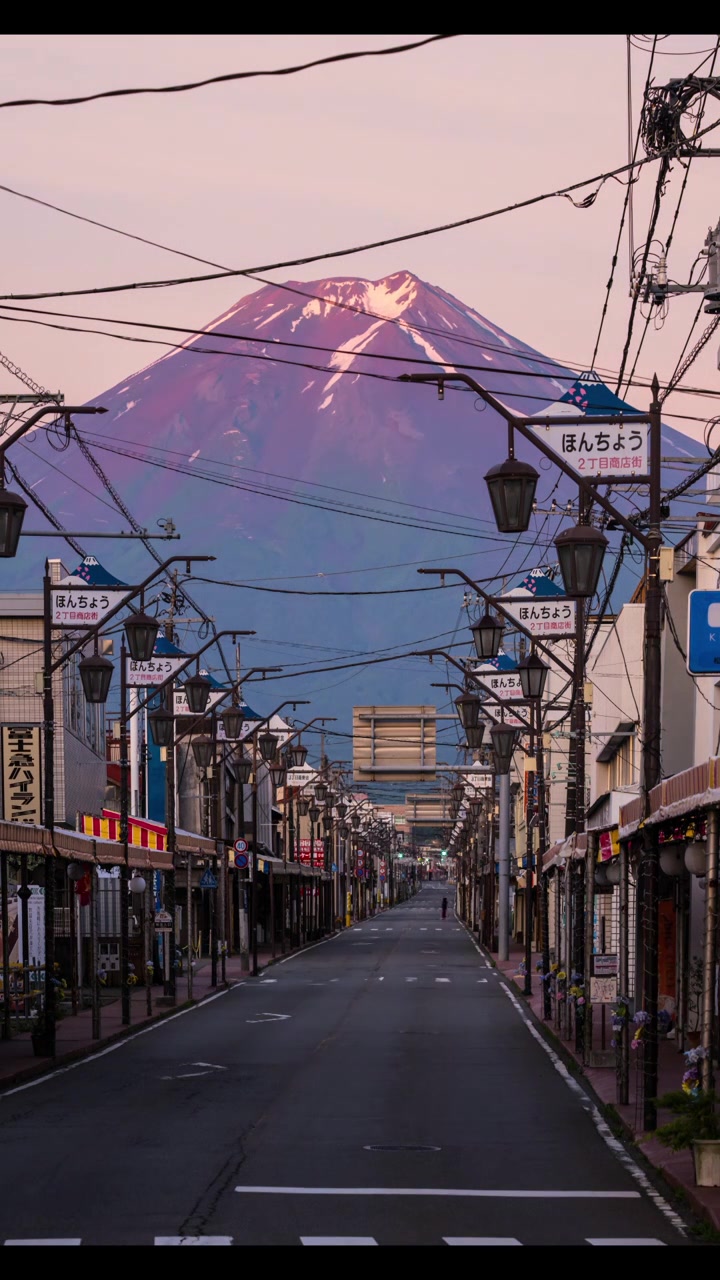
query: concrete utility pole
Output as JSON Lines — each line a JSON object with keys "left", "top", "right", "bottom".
{"left": 498, "top": 773, "right": 510, "bottom": 962}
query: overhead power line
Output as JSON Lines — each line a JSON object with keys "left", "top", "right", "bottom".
{"left": 7, "top": 123, "right": 720, "bottom": 305}
{"left": 0, "top": 34, "right": 461, "bottom": 110}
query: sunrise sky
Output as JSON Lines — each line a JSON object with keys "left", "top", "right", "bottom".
{"left": 0, "top": 34, "right": 718, "bottom": 439}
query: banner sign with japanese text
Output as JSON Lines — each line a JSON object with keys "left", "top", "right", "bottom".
{"left": 126, "top": 656, "right": 188, "bottom": 687}
{"left": 2, "top": 725, "right": 42, "bottom": 824}
{"left": 498, "top": 597, "right": 576, "bottom": 638}
{"left": 51, "top": 587, "right": 131, "bottom": 627}
{"left": 533, "top": 421, "right": 647, "bottom": 476}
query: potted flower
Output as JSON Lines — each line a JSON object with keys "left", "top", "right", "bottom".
{"left": 656, "top": 1052, "right": 720, "bottom": 1187}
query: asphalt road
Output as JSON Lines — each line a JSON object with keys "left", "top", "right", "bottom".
{"left": 0, "top": 884, "right": 690, "bottom": 1247}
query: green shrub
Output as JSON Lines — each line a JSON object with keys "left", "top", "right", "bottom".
{"left": 655, "top": 1090, "right": 720, "bottom": 1151}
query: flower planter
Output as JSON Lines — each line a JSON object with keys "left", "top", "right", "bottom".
{"left": 693, "top": 1139, "right": 720, "bottom": 1187}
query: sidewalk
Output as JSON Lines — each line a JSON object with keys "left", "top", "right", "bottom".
{"left": 0, "top": 939, "right": 298, "bottom": 1090}
{"left": 489, "top": 936, "right": 720, "bottom": 1234}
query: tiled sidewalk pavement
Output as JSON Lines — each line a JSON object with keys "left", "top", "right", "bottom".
{"left": 482, "top": 934, "right": 720, "bottom": 1234}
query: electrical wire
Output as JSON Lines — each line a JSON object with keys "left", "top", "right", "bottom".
{"left": 0, "top": 35, "right": 460, "bottom": 109}
{"left": 7, "top": 126, "right": 720, "bottom": 305}
{"left": 590, "top": 36, "right": 658, "bottom": 369}
{"left": 71, "top": 430, "right": 560, "bottom": 545}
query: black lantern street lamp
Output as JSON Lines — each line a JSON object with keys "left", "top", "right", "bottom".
{"left": 268, "top": 757, "right": 286, "bottom": 788}
{"left": 124, "top": 610, "right": 160, "bottom": 663}
{"left": 288, "top": 742, "right": 308, "bottom": 768}
{"left": 79, "top": 652, "right": 114, "bottom": 704}
{"left": 455, "top": 691, "right": 482, "bottom": 731}
{"left": 484, "top": 456, "right": 539, "bottom": 533}
{"left": 258, "top": 730, "right": 278, "bottom": 763}
{"left": 297, "top": 795, "right": 311, "bottom": 817}
{"left": 322, "top": 811, "right": 334, "bottom": 834}
{"left": 314, "top": 780, "right": 328, "bottom": 803}
{"left": 308, "top": 804, "right": 321, "bottom": 824}
{"left": 0, "top": 485, "right": 27, "bottom": 558}
{"left": 149, "top": 706, "right": 174, "bottom": 748}
{"left": 351, "top": 814, "right": 361, "bottom": 830}
{"left": 465, "top": 723, "right": 485, "bottom": 750}
{"left": 184, "top": 672, "right": 212, "bottom": 716}
{"left": 191, "top": 735, "right": 215, "bottom": 770}
{"left": 221, "top": 702, "right": 244, "bottom": 740}
{"left": 234, "top": 754, "right": 252, "bottom": 786}
{"left": 335, "top": 800, "right": 348, "bottom": 820}
{"left": 554, "top": 523, "right": 608, "bottom": 599}
{"left": 470, "top": 610, "right": 504, "bottom": 662}
{"left": 490, "top": 722, "right": 517, "bottom": 775}
{"left": 518, "top": 651, "right": 550, "bottom": 702}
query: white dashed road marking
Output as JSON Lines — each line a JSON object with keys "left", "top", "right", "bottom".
{"left": 587, "top": 1239, "right": 665, "bottom": 1246}
{"left": 444, "top": 1238, "right": 520, "bottom": 1246}
{"left": 5, "top": 1240, "right": 82, "bottom": 1246}
{"left": 155, "top": 1238, "right": 233, "bottom": 1246}
{"left": 301, "top": 1237, "right": 377, "bottom": 1246}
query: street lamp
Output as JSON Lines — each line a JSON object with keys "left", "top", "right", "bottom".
{"left": 149, "top": 706, "right": 174, "bottom": 748}
{"left": 0, "top": 485, "right": 27, "bottom": 557}
{"left": 124, "top": 610, "right": 160, "bottom": 663}
{"left": 234, "top": 753, "right": 252, "bottom": 786}
{"left": 484, "top": 456, "right": 539, "bottom": 533}
{"left": 191, "top": 736, "right": 215, "bottom": 770}
{"left": 465, "top": 723, "right": 485, "bottom": 750}
{"left": 183, "top": 671, "right": 212, "bottom": 716}
{"left": 221, "top": 702, "right": 244, "bottom": 741}
{"left": 288, "top": 742, "right": 308, "bottom": 768}
{"left": 258, "top": 730, "right": 278, "bottom": 763}
{"left": 78, "top": 651, "right": 114, "bottom": 704}
{"left": 297, "top": 795, "right": 311, "bottom": 817}
{"left": 268, "top": 757, "right": 286, "bottom": 789}
{"left": 554, "top": 523, "right": 608, "bottom": 599}
{"left": 314, "top": 780, "right": 328, "bottom": 802}
{"left": 518, "top": 651, "right": 550, "bottom": 701}
{"left": 470, "top": 609, "right": 504, "bottom": 661}
{"left": 455, "top": 691, "right": 482, "bottom": 731}
{"left": 335, "top": 799, "right": 348, "bottom": 820}
{"left": 309, "top": 804, "right": 321, "bottom": 824}
{"left": 491, "top": 723, "right": 517, "bottom": 775}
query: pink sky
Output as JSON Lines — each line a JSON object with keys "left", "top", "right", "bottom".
{"left": 0, "top": 34, "right": 718, "bottom": 441}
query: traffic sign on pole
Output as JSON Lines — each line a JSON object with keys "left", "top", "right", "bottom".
{"left": 234, "top": 838, "right": 248, "bottom": 854}
{"left": 234, "top": 851, "right": 249, "bottom": 870}
{"left": 688, "top": 590, "right": 720, "bottom": 674}
{"left": 199, "top": 869, "right": 218, "bottom": 889}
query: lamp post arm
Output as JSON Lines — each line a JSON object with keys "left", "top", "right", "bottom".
{"left": 282, "top": 716, "right": 337, "bottom": 751}
{"left": 412, "top": 648, "right": 532, "bottom": 730}
{"left": 399, "top": 371, "right": 653, "bottom": 549}
{"left": 48, "top": 553, "right": 217, "bottom": 676}
{"left": 0, "top": 404, "right": 108, "bottom": 461}
{"left": 131, "top": 629, "right": 256, "bottom": 719}
{"left": 417, "top": 566, "right": 575, "bottom": 679}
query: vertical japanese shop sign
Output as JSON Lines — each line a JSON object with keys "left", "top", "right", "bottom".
{"left": 2, "top": 725, "right": 42, "bottom": 824}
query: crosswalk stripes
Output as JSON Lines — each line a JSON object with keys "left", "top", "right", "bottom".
{"left": 1, "top": 1235, "right": 668, "bottom": 1246}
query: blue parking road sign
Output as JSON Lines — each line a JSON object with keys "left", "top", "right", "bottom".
{"left": 687, "top": 590, "right": 720, "bottom": 674}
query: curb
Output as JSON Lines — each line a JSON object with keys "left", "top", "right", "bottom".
{"left": 466, "top": 930, "right": 720, "bottom": 1237}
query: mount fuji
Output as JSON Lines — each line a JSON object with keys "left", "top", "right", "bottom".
{"left": 7, "top": 271, "right": 704, "bottom": 747}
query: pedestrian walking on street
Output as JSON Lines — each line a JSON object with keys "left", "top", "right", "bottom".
{"left": 441, "top": 897, "right": 448, "bottom": 919}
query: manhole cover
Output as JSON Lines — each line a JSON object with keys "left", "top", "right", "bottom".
{"left": 363, "top": 1144, "right": 441, "bottom": 1152}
